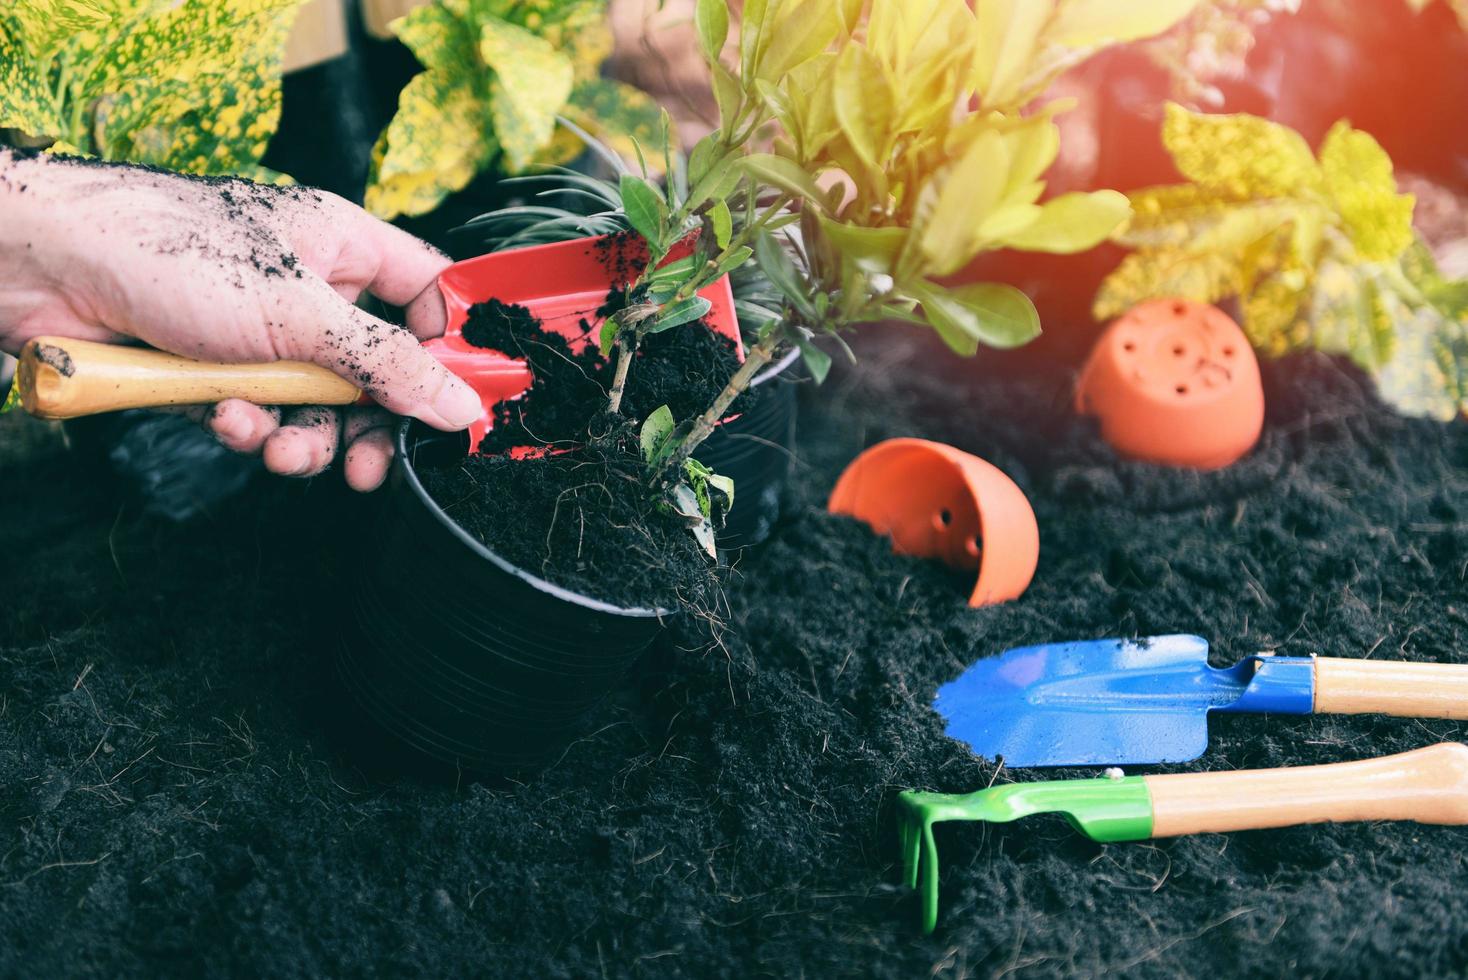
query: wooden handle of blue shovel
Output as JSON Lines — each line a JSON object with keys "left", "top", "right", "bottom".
{"left": 1313, "top": 658, "right": 1468, "bottom": 719}
{"left": 1145, "top": 743, "right": 1468, "bottom": 837}
{"left": 16, "top": 335, "right": 361, "bottom": 419}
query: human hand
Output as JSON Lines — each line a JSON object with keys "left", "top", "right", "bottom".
{"left": 0, "top": 150, "right": 480, "bottom": 491}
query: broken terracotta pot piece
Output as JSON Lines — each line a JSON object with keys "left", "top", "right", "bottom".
{"left": 1076, "top": 299, "right": 1264, "bottom": 469}
{"left": 827, "top": 438, "right": 1038, "bottom": 607}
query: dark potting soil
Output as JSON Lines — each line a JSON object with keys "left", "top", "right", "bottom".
{"left": 5, "top": 330, "right": 1468, "bottom": 977}
{"left": 418, "top": 429, "right": 718, "bottom": 611}
{"left": 461, "top": 296, "right": 758, "bottom": 455}
{"left": 418, "top": 294, "right": 756, "bottom": 606}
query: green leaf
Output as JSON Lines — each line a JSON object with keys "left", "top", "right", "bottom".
{"left": 599, "top": 317, "right": 620, "bottom": 358}
{"left": 754, "top": 232, "right": 811, "bottom": 318}
{"left": 1, "top": 376, "right": 21, "bottom": 414}
{"left": 755, "top": 0, "right": 843, "bottom": 82}
{"left": 649, "top": 296, "right": 714, "bottom": 333}
{"left": 908, "top": 280, "right": 1041, "bottom": 355}
{"left": 740, "top": 153, "right": 825, "bottom": 204}
{"left": 648, "top": 255, "right": 697, "bottom": 284}
{"left": 914, "top": 129, "right": 1010, "bottom": 278}
{"left": 640, "top": 404, "right": 676, "bottom": 463}
{"left": 997, "top": 190, "right": 1131, "bottom": 254}
{"left": 479, "top": 15, "right": 576, "bottom": 173}
{"left": 687, "top": 131, "right": 721, "bottom": 187}
{"left": 832, "top": 43, "right": 894, "bottom": 172}
{"left": 711, "top": 61, "right": 743, "bottom": 129}
{"left": 695, "top": 0, "right": 729, "bottom": 61}
{"left": 1048, "top": 0, "right": 1201, "bottom": 47}
{"left": 818, "top": 218, "right": 908, "bottom": 275}
{"left": 705, "top": 471, "right": 736, "bottom": 512}
{"left": 711, "top": 199, "right": 733, "bottom": 249}
{"left": 713, "top": 245, "right": 754, "bottom": 277}
{"left": 795, "top": 334, "right": 833, "bottom": 384}
{"left": 620, "top": 172, "right": 668, "bottom": 246}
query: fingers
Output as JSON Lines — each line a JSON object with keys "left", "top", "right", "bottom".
{"left": 286, "top": 286, "right": 482, "bottom": 432}
{"left": 206, "top": 400, "right": 281, "bottom": 453}
{"left": 342, "top": 407, "right": 395, "bottom": 492}
{"left": 204, "top": 401, "right": 394, "bottom": 490}
{"left": 262, "top": 406, "right": 339, "bottom": 478}
{"left": 353, "top": 213, "right": 452, "bottom": 340}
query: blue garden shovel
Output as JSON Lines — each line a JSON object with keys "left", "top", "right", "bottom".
{"left": 936, "top": 634, "right": 1468, "bottom": 767}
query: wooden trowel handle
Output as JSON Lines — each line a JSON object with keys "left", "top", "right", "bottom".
{"left": 1144, "top": 743, "right": 1468, "bottom": 837}
{"left": 16, "top": 335, "right": 360, "bottom": 419}
{"left": 1312, "top": 657, "right": 1468, "bottom": 719}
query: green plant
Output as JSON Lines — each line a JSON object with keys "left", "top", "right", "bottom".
{"left": 1095, "top": 103, "right": 1468, "bottom": 421}
{"left": 469, "top": 0, "right": 1198, "bottom": 547}
{"left": 365, "top": 0, "right": 665, "bottom": 220}
{"left": 0, "top": 0, "right": 305, "bottom": 181}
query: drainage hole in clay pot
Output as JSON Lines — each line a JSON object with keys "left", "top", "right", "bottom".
{"left": 1122, "top": 340, "right": 1135, "bottom": 352}
{"left": 1172, "top": 301, "right": 1186, "bottom": 315}
{"left": 965, "top": 535, "right": 981, "bottom": 559}
{"left": 1172, "top": 344, "right": 1185, "bottom": 357}
{"left": 1176, "top": 384, "right": 1189, "bottom": 396}
{"left": 932, "top": 508, "right": 953, "bottom": 531}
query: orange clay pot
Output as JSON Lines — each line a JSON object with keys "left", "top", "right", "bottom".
{"left": 827, "top": 439, "right": 1039, "bottom": 607}
{"left": 1076, "top": 299, "right": 1264, "bottom": 469}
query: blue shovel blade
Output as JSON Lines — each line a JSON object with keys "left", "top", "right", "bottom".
{"left": 935, "top": 635, "right": 1314, "bottom": 767}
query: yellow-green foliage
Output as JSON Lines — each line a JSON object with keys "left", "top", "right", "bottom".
{"left": 1097, "top": 103, "right": 1468, "bottom": 420}
{"left": 0, "top": 0, "right": 305, "bottom": 181}
{"left": 718, "top": 0, "right": 1197, "bottom": 355}
{"left": 365, "top": 0, "right": 663, "bottom": 220}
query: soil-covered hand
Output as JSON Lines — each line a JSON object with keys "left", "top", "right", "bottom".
{"left": 0, "top": 150, "right": 480, "bottom": 491}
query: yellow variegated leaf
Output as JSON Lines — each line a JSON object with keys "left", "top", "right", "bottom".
{"left": 0, "top": 25, "right": 65, "bottom": 139}
{"left": 1305, "top": 260, "right": 1396, "bottom": 370}
{"left": 395, "top": 0, "right": 478, "bottom": 74}
{"left": 1319, "top": 121, "right": 1415, "bottom": 263}
{"left": 1048, "top": 0, "right": 1200, "bottom": 47}
{"left": 1162, "top": 102, "right": 1321, "bottom": 198}
{"left": 1240, "top": 272, "right": 1306, "bottom": 355}
{"left": 1119, "top": 184, "right": 1238, "bottom": 247}
{"left": 1374, "top": 304, "right": 1468, "bottom": 422}
{"left": 1094, "top": 246, "right": 1243, "bottom": 319}
{"left": 479, "top": 16, "right": 575, "bottom": 172}
{"left": 366, "top": 72, "right": 493, "bottom": 218}
{"left": 998, "top": 189, "right": 1131, "bottom": 254}
{"left": 558, "top": 78, "right": 666, "bottom": 170}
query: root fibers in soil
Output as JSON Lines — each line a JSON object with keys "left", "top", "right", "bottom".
{"left": 3, "top": 331, "right": 1468, "bottom": 977}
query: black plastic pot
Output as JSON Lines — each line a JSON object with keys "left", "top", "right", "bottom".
{"left": 340, "top": 348, "right": 802, "bottom": 772}
{"left": 698, "top": 348, "right": 802, "bottom": 550}
{"left": 339, "top": 421, "right": 670, "bottom": 773}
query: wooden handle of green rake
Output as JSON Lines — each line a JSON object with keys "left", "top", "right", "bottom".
{"left": 1143, "top": 743, "right": 1468, "bottom": 838}
{"left": 1311, "top": 658, "right": 1468, "bottom": 719}
{"left": 16, "top": 335, "right": 361, "bottom": 419}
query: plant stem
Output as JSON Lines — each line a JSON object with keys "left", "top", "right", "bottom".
{"left": 606, "top": 331, "right": 635, "bottom": 414}
{"left": 655, "top": 332, "right": 781, "bottom": 484}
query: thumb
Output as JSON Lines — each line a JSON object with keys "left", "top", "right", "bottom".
{"left": 288, "top": 283, "right": 482, "bottom": 431}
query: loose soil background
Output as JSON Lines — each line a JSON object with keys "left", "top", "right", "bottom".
{"left": 3, "top": 331, "right": 1467, "bottom": 978}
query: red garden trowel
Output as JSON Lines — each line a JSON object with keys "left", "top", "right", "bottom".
{"left": 937, "top": 634, "right": 1468, "bottom": 767}
{"left": 13, "top": 234, "right": 739, "bottom": 453}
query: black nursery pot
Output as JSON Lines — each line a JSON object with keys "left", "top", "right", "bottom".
{"left": 698, "top": 348, "right": 803, "bottom": 550}
{"left": 339, "top": 421, "right": 670, "bottom": 774}
{"left": 340, "top": 348, "right": 802, "bottom": 773}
